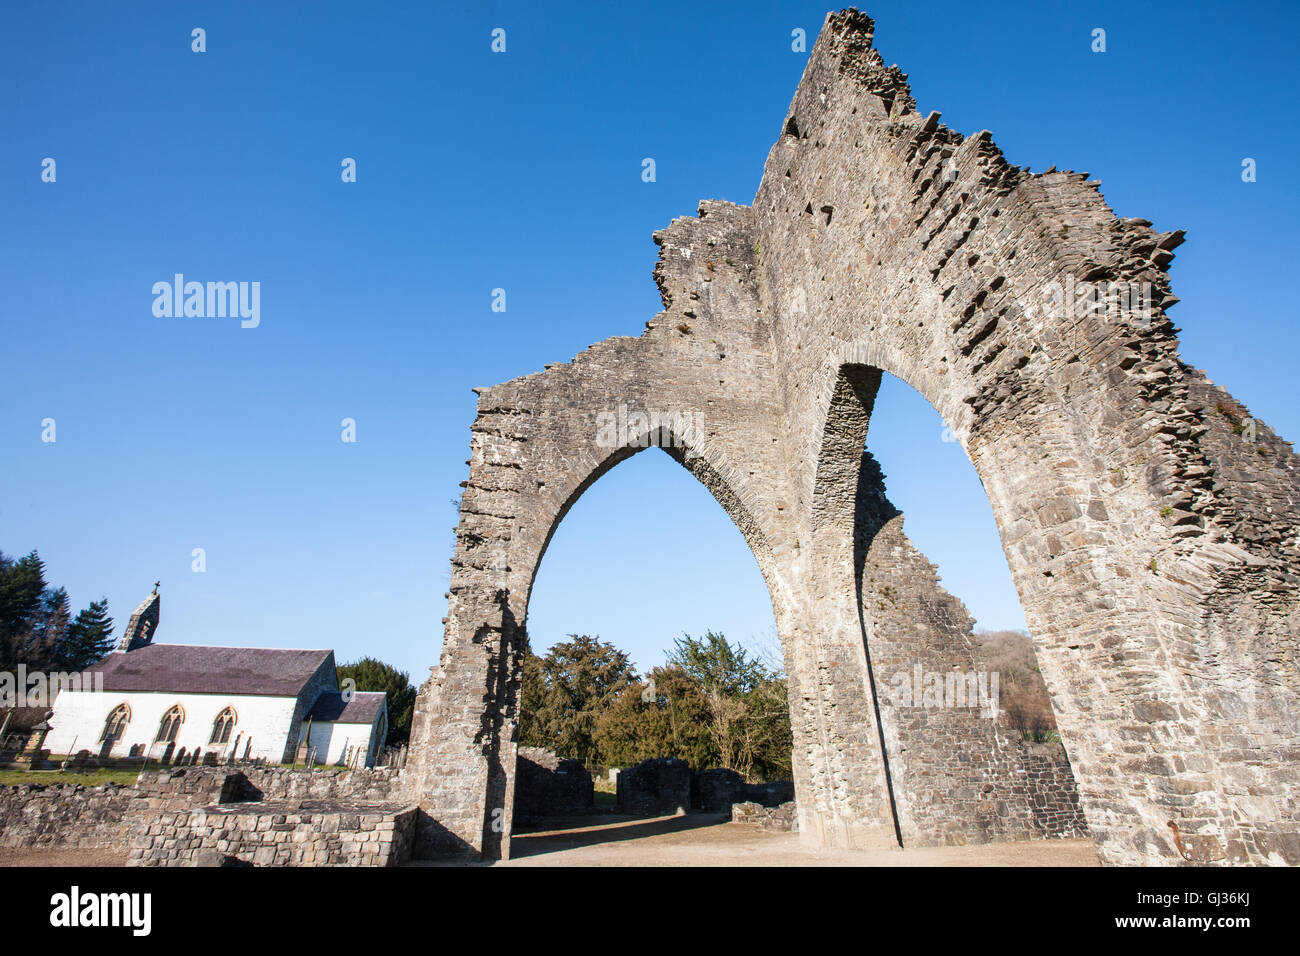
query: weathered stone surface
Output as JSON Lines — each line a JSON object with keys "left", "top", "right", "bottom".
{"left": 131, "top": 801, "right": 418, "bottom": 868}
{"left": 0, "top": 782, "right": 137, "bottom": 849}
{"left": 854, "top": 451, "right": 1088, "bottom": 844}
{"left": 512, "top": 746, "right": 594, "bottom": 823}
{"left": 406, "top": 8, "right": 1300, "bottom": 867}
{"left": 616, "top": 758, "right": 692, "bottom": 817}
{"left": 0, "top": 766, "right": 403, "bottom": 853}
{"left": 732, "top": 801, "right": 799, "bottom": 832}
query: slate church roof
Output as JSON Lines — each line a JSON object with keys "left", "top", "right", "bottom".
{"left": 87, "top": 644, "right": 333, "bottom": 697}
{"left": 305, "top": 691, "right": 387, "bottom": 724}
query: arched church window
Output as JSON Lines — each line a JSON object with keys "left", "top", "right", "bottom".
{"left": 156, "top": 704, "right": 184, "bottom": 743}
{"left": 209, "top": 706, "right": 237, "bottom": 745}
{"left": 100, "top": 703, "right": 131, "bottom": 742}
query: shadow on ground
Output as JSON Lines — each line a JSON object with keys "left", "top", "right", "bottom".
{"left": 510, "top": 812, "right": 729, "bottom": 858}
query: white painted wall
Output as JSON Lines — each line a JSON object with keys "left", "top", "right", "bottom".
{"left": 44, "top": 689, "right": 302, "bottom": 763}
{"left": 301, "top": 720, "right": 380, "bottom": 768}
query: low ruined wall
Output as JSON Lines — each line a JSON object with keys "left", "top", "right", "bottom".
{"left": 132, "top": 802, "right": 417, "bottom": 867}
{"left": 616, "top": 758, "right": 692, "bottom": 816}
{"left": 694, "top": 768, "right": 794, "bottom": 813}
{"left": 732, "top": 801, "right": 798, "bottom": 831}
{"left": 0, "top": 783, "right": 139, "bottom": 849}
{"left": 0, "top": 766, "right": 406, "bottom": 852}
{"left": 132, "top": 767, "right": 246, "bottom": 810}
{"left": 0, "top": 767, "right": 241, "bottom": 849}
{"left": 615, "top": 761, "right": 796, "bottom": 817}
{"left": 513, "top": 747, "right": 594, "bottom": 823}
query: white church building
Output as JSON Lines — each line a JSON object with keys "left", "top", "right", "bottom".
{"left": 44, "top": 586, "right": 388, "bottom": 768}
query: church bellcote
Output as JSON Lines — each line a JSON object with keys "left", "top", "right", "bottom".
{"left": 117, "top": 581, "right": 161, "bottom": 652}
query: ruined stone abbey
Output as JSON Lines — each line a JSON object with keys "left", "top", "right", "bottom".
{"left": 4, "top": 9, "right": 1296, "bottom": 868}
{"left": 405, "top": 10, "right": 1300, "bottom": 867}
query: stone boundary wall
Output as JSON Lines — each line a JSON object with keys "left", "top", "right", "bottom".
{"left": 0, "top": 766, "right": 404, "bottom": 851}
{"left": 0, "top": 783, "right": 139, "bottom": 849}
{"left": 620, "top": 751, "right": 1080, "bottom": 844}
{"left": 132, "top": 802, "right": 418, "bottom": 867}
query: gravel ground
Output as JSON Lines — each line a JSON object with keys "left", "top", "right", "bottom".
{"left": 426, "top": 813, "right": 1101, "bottom": 867}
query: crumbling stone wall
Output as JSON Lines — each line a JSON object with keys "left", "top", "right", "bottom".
{"left": 513, "top": 746, "right": 594, "bottom": 823}
{"left": 851, "top": 447, "right": 1088, "bottom": 844}
{"left": 732, "top": 801, "right": 799, "bottom": 831}
{"left": 615, "top": 758, "right": 692, "bottom": 816}
{"left": 409, "top": 8, "right": 1300, "bottom": 866}
{"left": 694, "top": 768, "right": 795, "bottom": 813}
{"left": 614, "top": 763, "right": 797, "bottom": 816}
{"left": 0, "top": 769, "right": 242, "bottom": 849}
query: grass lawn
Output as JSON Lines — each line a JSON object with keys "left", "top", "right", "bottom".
{"left": 0, "top": 768, "right": 141, "bottom": 787}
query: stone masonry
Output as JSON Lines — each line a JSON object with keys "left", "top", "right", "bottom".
{"left": 0, "top": 766, "right": 406, "bottom": 854}
{"left": 732, "top": 801, "right": 799, "bottom": 832}
{"left": 512, "top": 746, "right": 594, "bottom": 824}
{"left": 0, "top": 782, "right": 139, "bottom": 850}
{"left": 855, "top": 448, "right": 1088, "bottom": 844}
{"left": 132, "top": 802, "right": 417, "bottom": 867}
{"left": 615, "top": 758, "right": 692, "bottom": 817}
{"left": 406, "top": 9, "right": 1300, "bottom": 865}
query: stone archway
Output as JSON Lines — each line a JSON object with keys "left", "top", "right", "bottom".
{"left": 408, "top": 9, "right": 1300, "bottom": 866}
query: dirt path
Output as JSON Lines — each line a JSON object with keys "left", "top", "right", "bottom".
{"left": 430, "top": 813, "right": 1101, "bottom": 867}
{"left": 0, "top": 847, "right": 129, "bottom": 867}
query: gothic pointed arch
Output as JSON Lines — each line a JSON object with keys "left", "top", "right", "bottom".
{"left": 209, "top": 706, "right": 237, "bottom": 745}
{"left": 155, "top": 704, "right": 184, "bottom": 744}
{"left": 407, "top": 9, "right": 1300, "bottom": 867}
{"left": 100, "top": 702, "right": 131, "bottom": 743}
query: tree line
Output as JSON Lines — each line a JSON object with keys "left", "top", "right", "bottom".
{"left": 972, "top": 629, "right": 1061, "bottom": 742}
{"left": 0, "top": 550, "right": 115, "bottom": 674}
{"left": 518, "top": 631, "right": 794, "bottom": 781}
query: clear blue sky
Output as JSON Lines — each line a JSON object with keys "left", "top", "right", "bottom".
{"left": 2, "top": 1, "right": 1296, "bottom": 680}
